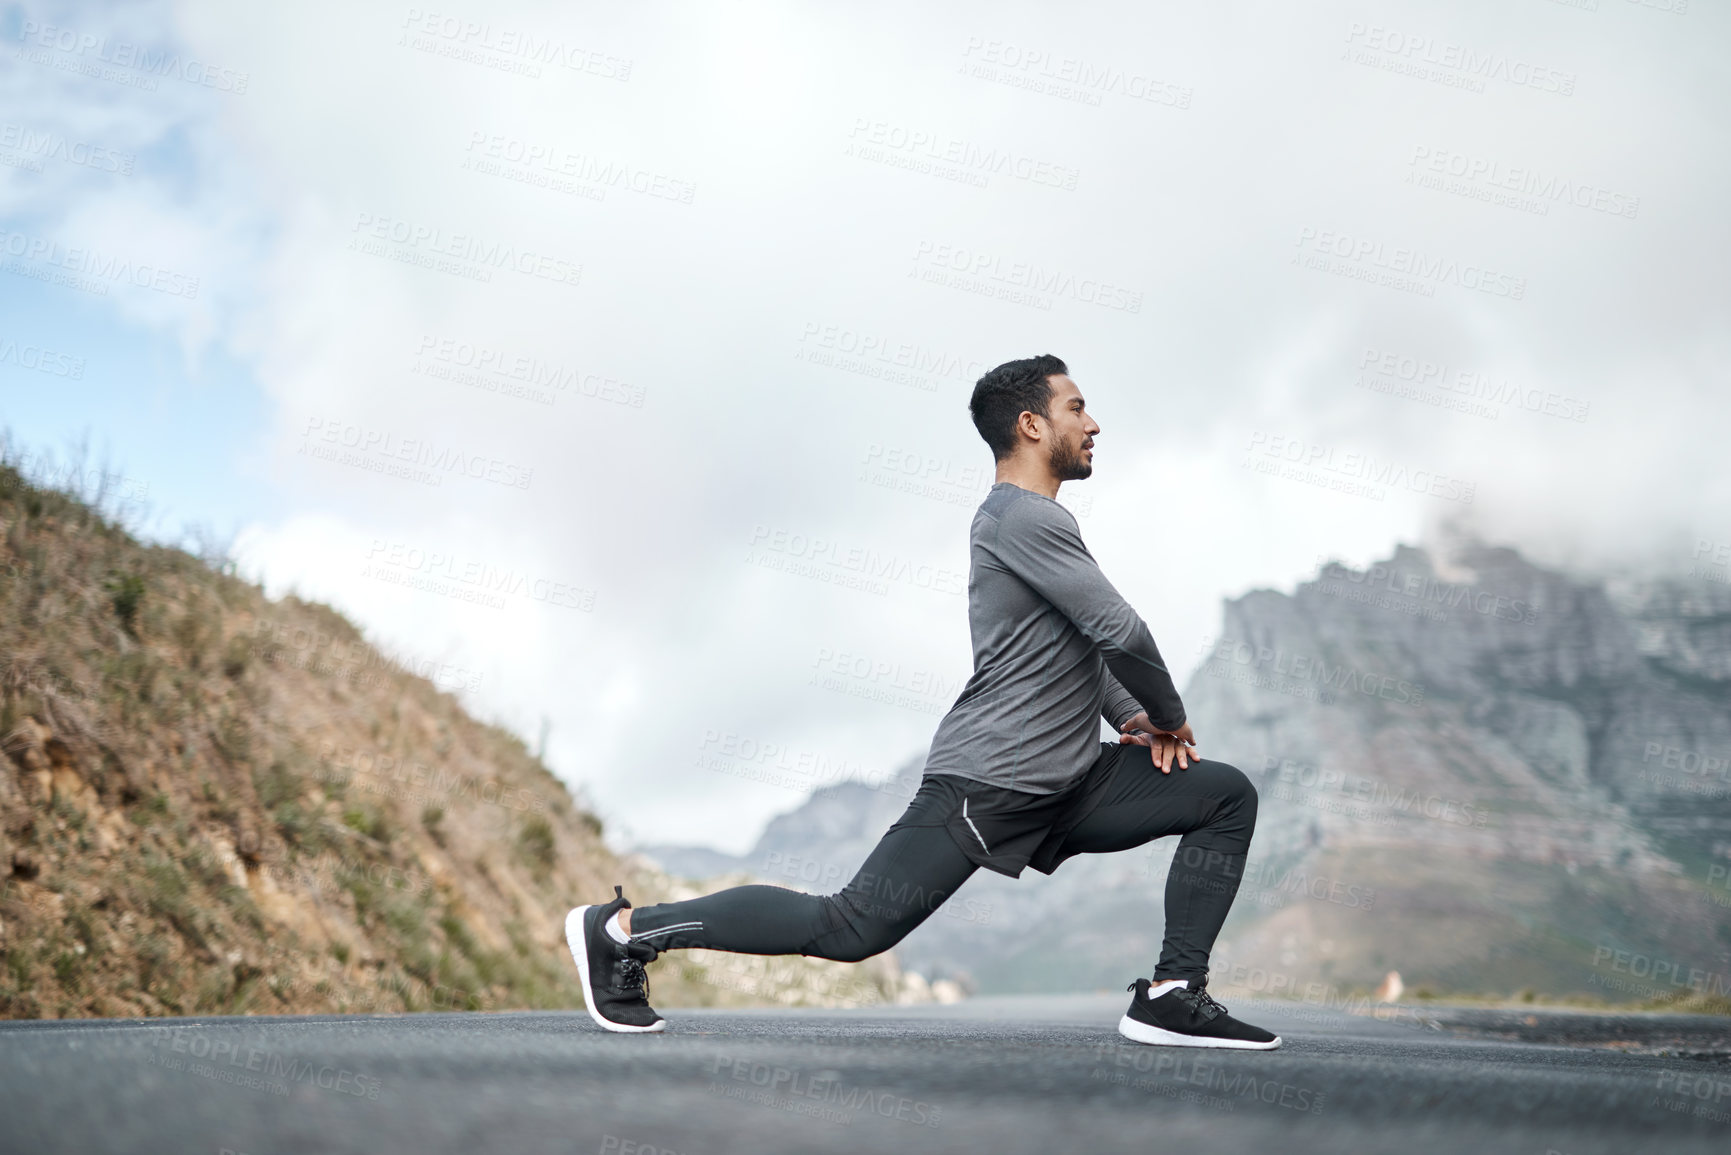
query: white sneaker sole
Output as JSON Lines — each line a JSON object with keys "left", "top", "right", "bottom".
{"left": 565, "top": 906, "right": 666, "bottom": 1033}
{"left": 1118, "top": 1014, "right": 1281, "bottom": 1050}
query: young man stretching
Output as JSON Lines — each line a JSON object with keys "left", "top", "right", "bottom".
{"left": 566, "top": 354, "right": 1279, "bottom": 1049}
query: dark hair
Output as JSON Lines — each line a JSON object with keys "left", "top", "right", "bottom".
{"left": 969, "top": 354, "right": 1068, "bottom": 462}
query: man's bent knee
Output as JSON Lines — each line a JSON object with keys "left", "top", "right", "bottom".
{"left": 1206, "top": 759, "right": 1259, "bottom": 829}
{"left": 804, "top": 894, "right": 913, "bottom": 963}
{"left": 813, "top": 937, "right": 885, "bottom": 965}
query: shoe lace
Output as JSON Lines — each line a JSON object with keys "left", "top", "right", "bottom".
{"left": 1129, "top": 978, "right": 1226, "bottom": 1022}
{"left": 1181, "top": 983, "right": 1228, "bottom": 1022}
{"left": 618, "top": 956, "right": 651, "bottom": 1003}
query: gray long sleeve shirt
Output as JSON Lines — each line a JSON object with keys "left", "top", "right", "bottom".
{"left": 921, "top": 481, "right": 1187, "bottom": 793}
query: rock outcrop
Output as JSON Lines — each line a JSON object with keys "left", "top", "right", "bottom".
{"left": 1183, "top": 542, "right": 1731, "bottom": 1004}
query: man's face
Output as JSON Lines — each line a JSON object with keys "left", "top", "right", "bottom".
{"left": 1038, "top": 374, "right": 1100, "bottom": 481}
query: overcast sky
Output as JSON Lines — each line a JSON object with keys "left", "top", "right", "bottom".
{"left": 4, "top": 0, "right": 1727, "bottom": 852}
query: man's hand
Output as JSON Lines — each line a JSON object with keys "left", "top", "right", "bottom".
{"left": 1118, "top": 713, "right": 1200, "bottom": 773}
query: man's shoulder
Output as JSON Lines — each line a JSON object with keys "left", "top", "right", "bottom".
{"left": 977, "top": 484, "right": 1078, "bottom": 535}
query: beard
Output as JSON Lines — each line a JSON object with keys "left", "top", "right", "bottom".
{"left": 1049, "top": 436, "right": 1093, "bottom": 481}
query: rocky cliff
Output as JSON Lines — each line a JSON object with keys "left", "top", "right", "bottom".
{"left": 1189, "top": 542, "right": 1731, "bottom": 1005}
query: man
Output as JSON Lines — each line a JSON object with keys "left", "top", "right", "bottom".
{"left": 566, "top": 354, "right": 1279, "bottom": 1049}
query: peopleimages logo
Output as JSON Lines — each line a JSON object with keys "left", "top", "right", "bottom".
{"left": 399, "top": 8, "right": 632, "bottom": 80}
{"left": 1237, "top": 860, "right": 1376, "bottom": 910}
{"left": 0, "top": 227, "right": 200, "bottom": 298}
{"left": 747, "top": 524, "right": 967, "bottom": 595}
{"left": 1294, "top": 227, "right": 1525, "bottom": 300}
{"left": 1694, "top": 539, "right": 1731, "bottom": 571}
{"left": 1342, "top": 22, "right": 1576, "bottom": 95}
{"left": 958, "top": 37, "right": 1193, "bottom": 109}
{"left": 16, "top": 20, "right": 250, "bottom": 93}
{"left": 362, "top": 539, "right": 597, "bottom": 611}
{"left": 911, "top": 240, "right": 1143, "bottom": 312}
{"left": 1312, "top": 556, "right": 1541, "bottom": 625}
{"left": 1262, "top": 756, "right": 1487, "bottom": 827}
{"left": 846, "top": 118, "right": 1081, "bottom": 190}
{"left": 696, "top": 729, "right": 914, "bottom": 800}
{"left": 707, "top": 1056, "right": 943, "bottom": 1128}
{"left": 1200, "top": 635, "right": 1427, "bottom": 706}
{"left": 1091, "top": 1044, "right": 1325, "bottom": 1114}
{"left": 1357, "top": 347, "right": 1588, "bottom": 422}
{"left": 796, "top": 321, "right": 990, "bottom": 391}
{"left": 1641, "top": 741, "right": 1729, "bottom": 783}
{"left": 1244, "top": 431, "right": 1476, "bottom": 505}
{"left": 413, "top": 335, "right": 646, "bottom": 408}
{"left": 0, "top": 337, "right": 84, "bottom": 379}
{"left": 1590, "top": 946, "right": 1731, "bottom": 998}
{"left": 1406, "top": 146, "right": 1639, "bottom": 219}
{"left": 463, "top": 131, "right": 696, "bottom": 204}
{"left": 300, "top": 417, "right": 534, "bottom": 490}
{"left": 349, "top": 212, "right": 582, "bottom": 286}
{"left": 146, "top": 1029, "right": 381, "bottom": 1098}
{"left": 0, "top": 122, "right": 134, "bottom": 174}
{"left": 311, "top": 738, "right": 545, "bottom": 813}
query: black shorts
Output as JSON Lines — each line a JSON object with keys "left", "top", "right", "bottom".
{"left": 896, "top": 740, "right": 1131, "bottom": 878}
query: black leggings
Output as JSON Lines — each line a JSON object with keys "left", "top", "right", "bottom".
{"left": 629, "top": 752, "right": 1257, "bottom": 981}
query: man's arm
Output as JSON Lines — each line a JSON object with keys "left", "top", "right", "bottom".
{"left": 1101, "top": 669, "right": 1144, "bottom": 731}
{"left": 987, "top": 496, "right": 1187, "bottom": 730}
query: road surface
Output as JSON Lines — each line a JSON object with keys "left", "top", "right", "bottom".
{"left": 2, "top": 995, "right": 1728, "bottom": 1154}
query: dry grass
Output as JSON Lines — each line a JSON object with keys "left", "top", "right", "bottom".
{"left": 0, "top": 447, "right": 903, "bottom": 1018}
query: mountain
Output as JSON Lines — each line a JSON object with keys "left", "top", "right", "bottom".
{"left": 637, "top": 542, "right": 1731, "bottom": 1007}
{"left": 1189, "top": 542, "right": 1731, "bottom": 1004}
{"left": 0, "top": 453, "right": 916, "bottom": 1018}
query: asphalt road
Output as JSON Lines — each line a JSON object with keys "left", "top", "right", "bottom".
{"left": 2, "top": 995, "right": 1729, "bottom": 1155}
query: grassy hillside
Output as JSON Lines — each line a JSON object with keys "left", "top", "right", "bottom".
{"left": 0, "top": 453, "right": 910, "bottom": 1018}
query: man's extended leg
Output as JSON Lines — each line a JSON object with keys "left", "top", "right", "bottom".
{"left": 568, "top": 779, "right": 979, "bottom": 1031}
{"left": 623, "top": 777, "right": 979, "bottom": 961}
{"left": 1054, "top": 746, "right": 1259, "bottom": 982}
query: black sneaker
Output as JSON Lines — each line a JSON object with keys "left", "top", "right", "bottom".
{"left": 1118, "top": 977, "right": 1281, "bottom": 1050}
{"left": 565, "top": 885, "right": 666, "bottom": 1033}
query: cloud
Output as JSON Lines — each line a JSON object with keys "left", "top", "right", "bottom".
{"left": 9, "top": 0, "right": 1728, "bottom": 849}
